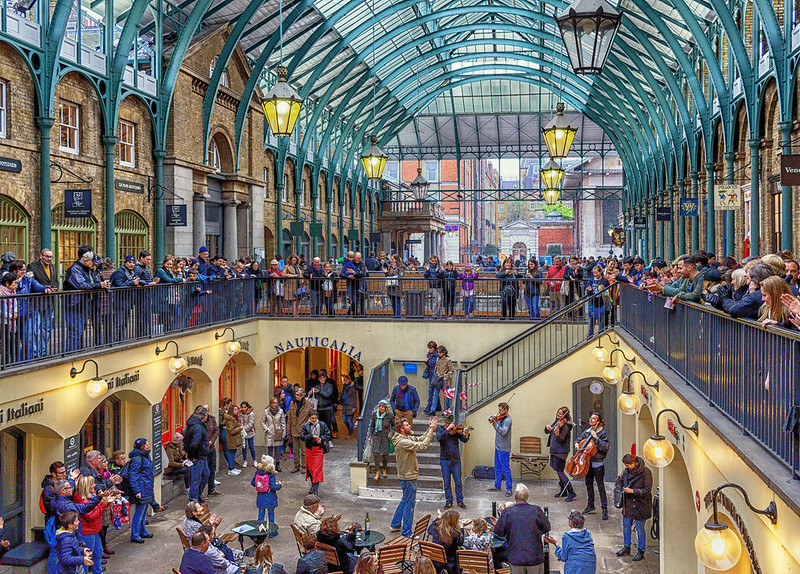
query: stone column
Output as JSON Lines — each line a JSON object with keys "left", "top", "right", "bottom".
{"left": 223, "top": 200, "right": 240, "bottom": 263}
{"left": 748, "top": 139, "right": 761, "bottom": 258}
{"left": 102, "top": 135, "right": 117, "bottom": 263}
{"left": 193, "top": 193, "right": 209, "bottom": 253}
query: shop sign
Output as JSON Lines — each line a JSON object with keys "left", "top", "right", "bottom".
{"left": 290, "top": 222, "right": 304, "bottom": 237}
{"left": 309, "top": 223, "right": 323, "bottom": 237}
{"left": 109, "top": 370, "right": 140, "bottom": 390}
{"left": 0, "top": 397, "right": 45, "bottom": 425}
{"left": 679, "top": 198, "right": 699, "bottom": 217}
{"left": 115, "top": 179, "right": 144, "bottom": 193}
{"left": 0, "top": 157, "right": 22, "bottom": 173}
{"left": 347, "top": 229, "right": 359, "bottom": 241}
{"left": 65, "top": 189, "right": 92, "bottom": 218}
{"left": 152, "top": 404, "right": 163, "bottom": 475}
{"left": 239, "top": 340, "right": 250, "bottom": 351}
{"left": 780, "top": 154, "right": 800, "bottom": 186}
{"left": 703, "top": 490, "right": 762, "bottom": 574}
{"left": 165, "top": 204, "right": 187, "bottom": 227}
{"left": 369, "top": 232, "right": 382, "bottom": 243}
{"left": 655, "top": 207, "right": 672, "bottom": 221}
{"left": 64, "top": 434, "right": 81, "bottom": 472}
{"left": 666, "top": 417, "right": 686, "bottom": 451}
{"left": 187, "top": 355, "right": 203, "bottom": 366}
{"left": 714, "top": 184, "right": 741, "bottom": 210}
{"left": 633, "top": 217, "right": 646, "bottom": 230}
{"left": 274, "top": 337, "right": 361, "bottom": 361}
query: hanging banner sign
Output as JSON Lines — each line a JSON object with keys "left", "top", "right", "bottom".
{"left": 655, "top": 207, "right": 672, "bottom": 221}
{"left": 64, "top": 434, "right": 81, "bottom": 472}
{"left": 165, "top": 204, "right": 187, "bottom": 227}
{"left": 0, "top": 157, "right": 22, "bottom": 173}
{"left": 369, "top": 232, "right": 382, "bottom": 243}
{"left": 65, "top": 189, "right": 92, "bottom": 218}
{"left": 679, "top": 198, "right": 699, "bottom": 217}
{"left": 633, "top": 217, "right": 647, "bottom": 230}
{"left": 780, "top": 154, "right": 800, "bottom": 186}
{"left": 152, "top": 404, "right": 163, "bottom": 475}
{"left": 290, "top": 222, "right": 304, "bottom": 237}
{"left": 715, "top": 184, "right": 740, "bottom": 210}
{"left": 115, "top": 179, "right": 144, "bottom": 193}
{"left": 309, "top": 223, "right": 323, "bottom": 237}
{"left": 347, "top": 229, "right": 359, "bottom": 241}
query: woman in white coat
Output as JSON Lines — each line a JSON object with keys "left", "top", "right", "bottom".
{"left": 261, "top": 397, "right": 286, "bottom": 471}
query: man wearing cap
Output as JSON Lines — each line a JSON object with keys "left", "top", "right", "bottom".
{"left": 390, "top": 416, "right": 438, "bottom": 537}
{"left": 390, "top": 376, "right": 420, "bottom": 428}
{"left": 110, "top": 255, "right": 142, "bottom": 340}
{"left": 292, "top": 494, "right": 332, "bottom": 536}
{"left": 437, "top": 413, "right": 469, "bottom": 509}
{"left": 62, "top": 251, "right": 109, "bottom": 352}
{"left": 197, "top": 247, "right": 211, "bottom": 276}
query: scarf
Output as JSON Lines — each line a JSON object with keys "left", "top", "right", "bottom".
{"left": 309, "top": 421, "right": 321, "bottom": 437}
{"left": 269, "top": 406, "right": 280, "bottom": 416}
{"left": 374, "top": 412, "right": 386, "bottom": 432}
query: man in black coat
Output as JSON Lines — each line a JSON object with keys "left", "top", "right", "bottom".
{"left": 184, "top": 406, "right": 211, "bottom": 503}
{"left": 494, "top": 483, "right": 551, "bottom": 574}
{"left": 615, "top": 454, "right": 653, "bottom": 561}
{"left": 26, "top": 248, "right": 58, "bottom": 358}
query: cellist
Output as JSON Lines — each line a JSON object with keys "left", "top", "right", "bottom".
{"left": 544, "top": 406, "right": 576, "bottom": 501}
{"left": 574, "top": 412, "right": 610, "bottom": 520}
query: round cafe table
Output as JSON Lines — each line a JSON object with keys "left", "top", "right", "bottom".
{"left": 230, "top": 520, "right": 278, "bottom": 556}
{"left": 354, "top": 530, "right": 386, "bottom": 552}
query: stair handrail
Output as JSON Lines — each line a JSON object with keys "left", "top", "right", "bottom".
{"left": 356, "top": 357, "right": 391, "bottom": 461}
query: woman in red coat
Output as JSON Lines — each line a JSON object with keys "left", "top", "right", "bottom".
{"left": 73, "top": 475, "right": 110, "bottom": 574}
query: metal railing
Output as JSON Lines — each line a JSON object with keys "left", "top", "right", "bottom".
{"left": 356, "top": 358, "right": 391, "bottom": 461}
{"left": 452, "top": 284, "right": 615, "bottom": 420}
{"left": 618, "top": 285, "right": 800, "bottom": 479}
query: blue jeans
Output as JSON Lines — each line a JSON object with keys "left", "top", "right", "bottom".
{"left": 64, "top": 309, "right": 86, "bottom": 352}
{"left": 220, "top": 427, "right": 228, "bottom": 454}
{"left": 525, "top": 295, "right": 540, "bottom": 318}
{"left": 258, "top": 508, "right": 276, "bottom": 523}
{"left": 588, "top": 304, "right": 604, "bottom": 336}
{"left": 189, "top": 457, "right": 210, "bottom": 500}
{"left": 426, "top": 384, "right": 442, "bottom": 413}
{"left": 343, "top": 412, "right": 354, "bottom": 435}
{"left": 131, "top": 501, "right": 150, "bottom": 540}
{"left": 83, "top": 532, "right": 103, "bottom": 574}
{"left": 440, "top": 460, "right": 463, "bottom": 503}
{"left": 226, "top": 448, "right": 237, "bottom": 469}
{"left": 463, "top": 294, "right": 474, "bottom": 316}
{"left": 494, "top": 450, "right": 512, "bottom": 491}
{"left": 391, "top": 479, "right": 417, "bottom": 537}
{"left": 623, "top": 517, "right": 646, "bottom": 551}
{"left": 390, "top": 295, "right": 401, "bottom": 317}
{"left": 242, "top": 437, "right": 256, "bottom": 463}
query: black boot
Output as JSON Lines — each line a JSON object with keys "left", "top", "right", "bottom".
{"left": 565, "top": 483, "right": 577, "bottom": 502}
{"left": 633, "top": 550, "right": 645, "bottom": 561}
{"left": 616, "top": 546, "right": 631, "bottom": 557}
{"left": 554, "top": 481, "right": 566, "bottom": 498}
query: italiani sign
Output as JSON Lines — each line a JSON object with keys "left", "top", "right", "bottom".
{"left": 780, "top": 154, "right": 800, "bottom": 186}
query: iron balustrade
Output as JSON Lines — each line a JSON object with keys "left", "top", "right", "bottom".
{"left": 617, "top": 284, "right": 800, "bottom": 479}
{"left": 356, "top": 358, "right": 391, "bottom": 462}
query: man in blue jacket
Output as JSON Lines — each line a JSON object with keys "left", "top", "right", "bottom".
{"left": 184, "top": 406, "right": 211, "bottom": 502}
{"left": 494, "top": 484, "right": 551, "bottom": 574}
{"left": 196, "top": 246, "right": 211, "bottom": 277}
{"left": 341, "top": 252, "right": 368, "bottom": 315}
{"left": 390, "top": 376, "right": 420, "bottom": 428}
{"left": 62, "top": 252, "right": 109, "bottom": 352}
{"left": 180, "top": 531, "right": 216, "bottom": 574}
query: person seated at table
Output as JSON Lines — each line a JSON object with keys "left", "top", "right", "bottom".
{"left": 353, "top": 552, "right": 378, "bottom": 574}
{"left": 293, "top": 495, "right": 335, "bottom": 536}
{"left": 426, "top": 509, "right": 463, "bottom": 574}
{"left": 245, "top": 542, "right": 286, "bottom": 574}
{"left": 296, "top": 533, "right": 327, "bottom": 574}
{"left": 180, "top": 531, "right": 216, "bottom": 574}
{"left": 463, "top": 517, "right": 493, "bottom": 554}
{"left": 164, "top": 433, "right": 192, "bottom": 492}
{"left": 181, "top": 501, "right": 241, "bottom": 562}
{"left": 413, "top": 556, "right": 436, "bottom": 574}
{"left": 200, "top": 524, "right": 240, "bottom": 574}
{"left": 315, "top": 516, "right": 357, "bottom": 574}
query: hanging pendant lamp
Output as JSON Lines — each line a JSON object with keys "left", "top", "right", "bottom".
{"left": 361, "top": 135, "right": 387, "bottom": 180}
{"left": 556, "top": 0, "right": 621, "bottom": 75}
{"left": 540, "top": 159, "right": 565, "bottom": 190}
{"left": 261, "top": 0, "right": 302, "bottom": 137}
{"left": 410, "top": 167, "right": 430, "bottom": 200}
{"left": 541, "top": 103, "right": 578, "bottom": 159}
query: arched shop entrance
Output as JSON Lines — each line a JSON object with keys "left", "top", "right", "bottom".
{"left": 272, "top": 347, "right": 363, "bottom": 436}
{"left": 160, "top": 368, "right": 213, "bottom": 445}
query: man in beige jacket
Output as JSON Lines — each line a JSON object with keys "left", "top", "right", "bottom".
{"left": 390, "top": 416, "right": 438, "bottom": 537}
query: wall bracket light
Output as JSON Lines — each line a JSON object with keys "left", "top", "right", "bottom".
{"left": 70, "top": 359, "right": 108, "bottom": 399}
{"left": 215, "top": 327, "right": 242, "bottom": 356}
{"left": 642, "top": 408, "right": 698, "bottom": 467}
{"left": 155, "top": 340, "right": 188, "bottom": 374}
{"left": 592, "top": 332, "right": 620, "bottom": 362}
{"left": 601, "top": 348, "right": 635, "bottom": 384}
{"left": 617, "top": 371, "right": 659, "bottom": 415}
{"left": 695, "top": 483, "right": 777, "bottom": 570}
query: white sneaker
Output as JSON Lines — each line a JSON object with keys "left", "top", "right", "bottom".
{"left": 214, "top": 480, "right": 221, "bottom": 485}
{"left": 228, "top": 469, "right": 241, "bottom": 476}
{"left": 233, "top": 468, "right": 241, "bottom": 475}
{"left": 242, "top": 461, "right": 248, "bottom": 468}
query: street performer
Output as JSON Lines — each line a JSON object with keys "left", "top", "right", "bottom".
{"left": 544, "top": 406, "right": 576, "bottom": 502}
{"left": 487, "top": 402, "right": 513, "bottom": 497}
{"left": 575, "top": 412, "right": 609, "bottom": 520}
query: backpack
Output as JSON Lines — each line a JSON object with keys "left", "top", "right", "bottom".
{"left": 116, "top": 461, "right": 134, "bottom": 497}
{"left": 254, "top": 473, "right": 271, "bottom": 493}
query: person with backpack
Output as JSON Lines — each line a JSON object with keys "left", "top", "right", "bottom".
{"left": 127, "top": 438, "right": 155, "bottom": 544}
{"left": 251, "top": 455, "right": 281, "bottom": 533}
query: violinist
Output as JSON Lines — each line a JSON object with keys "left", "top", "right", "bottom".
{"left": 544, "top": 406, "right": 576, "bottom": 502}
{"left": 436, "top": 413, "right": 470, "bottom": 509}
{"left": 575, "top": 412, "right": 610, "bottom": 520}
{"left": 487, "top": 403, "right": 513, "bottom": 497}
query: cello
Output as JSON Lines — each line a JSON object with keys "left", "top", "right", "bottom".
{"left": 565, "top": 422, "right": 603, "bottom": 479}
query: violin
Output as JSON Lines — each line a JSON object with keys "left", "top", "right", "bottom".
{"left": 488, "top": 413, "right": 507, "bottom": 424}
{"left": 565, "top": 425, "right": 603, "bottom": 479}
{"left": 447, "top": 424, "right": 474, "bottom": 435}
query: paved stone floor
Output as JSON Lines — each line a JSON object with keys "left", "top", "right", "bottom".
{"left": 106, "top": 439, "right": 658, "bottom": 573}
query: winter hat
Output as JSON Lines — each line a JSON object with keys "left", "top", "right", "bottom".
{"left": 199, "top": 246, "right": 209, "bottom": 253}
{"left": 378, "top": 399, "right": 390, "bottom": 408}
{"left": 398, "top": 376, "right": 409, "bottom": 386}
{"left": 172, "top": 433, "right": 184, "bottom": 443}
{"left": 133, "top": 438, "right": 147, "bottom": 449}
{"left": 270, "top": 259, "right": 279, "bottom": 265}
{"left": 125, "top": 255, "right": 136, "bottom": 263}
{"left": 303, "top": 494, "right": 321, "bottom": 508}
{"left": 0, "top": 252, "right": 16, "bottom": 263}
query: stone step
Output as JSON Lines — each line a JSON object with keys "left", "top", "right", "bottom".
{"left": 358, "top": 485, "right": 443, "bottom": 501}
{"left": 367, "top": 475, "right": 444, "bottom": 489}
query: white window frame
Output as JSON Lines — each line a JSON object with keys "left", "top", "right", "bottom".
{"left": 425, "top": 160, "right": 439, "bottom": 182}
{"left": 282, "top": 175, "right": 289, "bottom": 202}
{"left": 209, "top": 56, "right": 229, "bottom": 88}
{"left": 208, "top": 140, "right": 222, "bottom": 172}
{"left": 264, "top": 167, "right": 269, "bottom": 199}
{"left": 118, "top": 120, "right": 136, "bottom": 167}
{"left": 59, "top": 102, "right": 80, "bottom": 154}
{"left": 0, "top": 81, "right": 6, "bottom": 139}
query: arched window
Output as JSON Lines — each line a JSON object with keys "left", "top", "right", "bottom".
{"left": 51, "top": 204, "right": 96, "bottom": 279}
{"left": 0, "top": 195, "right": 29, "bottom": 258}
{"left": 209, "top": 56, "right": 229, "bottom": 88}
{"left": 115, "top": 210, "right": 149, "bottom": 263}
{"left": 208, "top": 139, "right": 222, "bottom": 172}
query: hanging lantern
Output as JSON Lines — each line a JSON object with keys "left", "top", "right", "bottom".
{"left": 695, "top": 523, "right": 742, "bottom": 570}
{"left": 556, "top": 0, "right": 622, "bottom": 75}
{"left": 410, "top": 167, "right": 430, "bottom": 201}
{"left": 361, "top": 135, "right": 387, "bottom": 180}
{"left": 541, "top": 103, "right": 578, "bottom": 159}
{"left": 540, "top": 159, "right": 565, "bottom": 190}
{"left": 261, "top": 66, "right": 303, "bottom": 137}
{"left": 543, "top": 188, "right": 561, "bottom": 206}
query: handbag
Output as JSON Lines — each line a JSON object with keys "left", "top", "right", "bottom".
{"left": 363, "top": 437, "right": 373, "bottom": 460}
{"left": 613, "top": 484, "right": 625, "bottom": 509}
{"left": 273, "top": 280, "right": 285, "bottom": 297}
{"left": 559, "top": 278, "right": 570, "bottom": 296}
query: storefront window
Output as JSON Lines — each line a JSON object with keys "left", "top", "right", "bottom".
{"left": 81, "top": 397, "right": 121, "bottom": 456}
{"left": 0, "top": 429, "right": 24, "bottom": 546}
{"left": 220, "top": 359, "right": 237, "bottom": 404}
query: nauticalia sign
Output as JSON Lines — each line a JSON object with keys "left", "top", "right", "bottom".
{"left": 274, "top": 337, "right": 361, "bottom": 361}
{"left": 780, "top": 154, "right": 800, "bottom": 186}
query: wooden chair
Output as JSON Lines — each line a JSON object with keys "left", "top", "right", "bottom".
{"left": 510, "top": 436, "right": 548, "bottom": 480}
{"left": 496, "top": 568, "right": 510, "bottom": 574}
{"left": 176, "top": 526, "right": 190, "bottom": 550}
{"left": 456, "top": 549, "right": 491, "bottom": 574}
{"left": 377, "top": 543, "right": 411, "bottom": 574}
{"left": 291, "top": 524, "right": 307, "bottom": 556}
{"left": 385, "top": 534, "right": 411, "bottom": 548}
{"left": 316, "top": 541, "right": 341, "bottom": 570}
{"left": 417, "top": 540, "right": 448, "bottom": 572}
{"left": 412, "top": 514, "right": 431, "bottom": 543}
{"left": 172, "top": 569, "right": 182, "bottom": 574}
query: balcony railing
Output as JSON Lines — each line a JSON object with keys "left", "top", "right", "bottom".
{"left": 381, "top": 200, "right": 445, "bottom": 219}
{"left": 618, "top": 285, "right": 800, "bottom": 479}
{"left": 0, "top": 275, "right": 585, "bottom": 370}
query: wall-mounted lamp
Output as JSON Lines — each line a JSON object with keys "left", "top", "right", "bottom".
{"left": 601, "top": 348, "right": 635, "bottom": 384}
{"left": 617, "top": 371, "right": 660, "bottom": 415}
{"left": 695, "top": 483, "right": 777, "bottom": 570}
{"left": 215, "top": 327, "right": 241, "bottom": 356}
{"left": 155, "top": 340, "right": 188, "bottom": 374}
{"left": 70, "top": 359, "right": 108, "bottom": 399}
{"left": 642, "top": 408, "right": 698, "bottom": 467}
{"left": 591, "top": 332, "right": 620, "bottom": 363}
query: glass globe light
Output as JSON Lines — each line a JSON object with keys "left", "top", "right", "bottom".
{"left": 642, "top": 435, "right": 675, "bottom": 467}
{"left": 617, "top": 390, "right": 640, "bottom": 415}
{"left": 602, "top": 365, "right": 621, "bottom": 383}
{"left": 695, "top": 522, "right": 742, "bottom": 570}
{"left": 592, "top": 346, "right": 608, "bottom": 363}
{"left": 169, "top": 355, "right": 188, "bottom": 375}
{"left": 225, "top": 341, "right": 242, "bottom": 356}
{"left": 86, "top": 377, "right": 108, "bottom": 399}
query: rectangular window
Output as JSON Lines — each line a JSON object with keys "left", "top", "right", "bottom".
{"left": 385, "top": 161, "right": 399, "bottom": 183}
{"left": 118, "top": 120, "right": 135, "bottom": 167}
{"left": 300, "top": 180, "right": 306, "bottom": 206}
{"left": 0, "top": 81, "right": 6, "bottom": 139}
{"left": 425, "top": 160, "right": 439, "bottom": 182}
{"left": 498, "top": 204, "right": 504, "bottom": 213}
{"left": 59, "top": 102, "right": 79, "bottom": 154}
{"left": 772, "top": 188, "right": 782, "bottom": 251}
{"left": 264, "top": 167, "right": 269, "bottom": 198}
{"left": 282, "top": 175, "right": 288, "bottom": 202}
